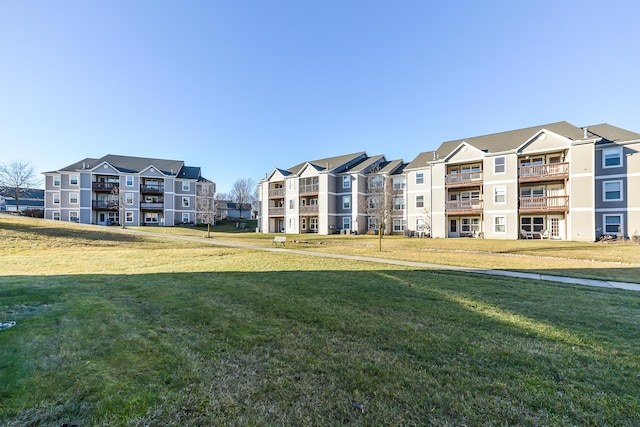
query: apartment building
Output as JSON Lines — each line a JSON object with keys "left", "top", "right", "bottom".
{"left": 43, "top": 155, "right": 212, "bottom": 226}
{"left": 259, "top": 121, "right": 640, "bottom": 241}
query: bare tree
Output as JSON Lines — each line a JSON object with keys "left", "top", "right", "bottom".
{"left": 362, "top": 167, "right": 394, "bottom": 251}
{"left": 109, "top": 186, "right": 133, "bottom": 228}
{"left": 196, "top": 180, "right": 216, "bottom": 238}
{"left": 230, "top": 178, "right": 255, "bottom": 219}
{"left": 0, "top": 160, "right": 42, "bottom": 212}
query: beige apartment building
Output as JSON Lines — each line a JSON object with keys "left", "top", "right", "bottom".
{"left": 259, "top": 121, "right": 640, "bottom": 241}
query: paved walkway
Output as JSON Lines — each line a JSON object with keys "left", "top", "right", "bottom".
{"left": 130, "top": 230, "right": 640, "bottom": 292}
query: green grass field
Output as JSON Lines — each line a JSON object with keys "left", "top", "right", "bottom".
{"left": 1, "top": 215, "right": 639, "bottom": 425}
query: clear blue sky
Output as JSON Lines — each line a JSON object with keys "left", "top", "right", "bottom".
{"left": 1, "top": 1, "right": 638, "bottom": 193}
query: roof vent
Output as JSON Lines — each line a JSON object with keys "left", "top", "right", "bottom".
{"left": 583, "top": 127, "right": 589, "bottom": 139}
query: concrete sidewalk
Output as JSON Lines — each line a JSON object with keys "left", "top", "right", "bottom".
{"left": 130, "top": 230, "right": 640, "bottom": 292}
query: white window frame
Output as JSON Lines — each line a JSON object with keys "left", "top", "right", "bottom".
{"left": 393, "top": 198, "right": 405, "bottom": 210}
{"left": 343, "top": 176, "right": 351, "bottom": 188}
{"left": 416, "top": 195, "right": 424, "bottom": 208}
{"left": 69, "top": 174, "right": 79, "bottom": 186}
{"left": 494, "top": 216, "right": 506, "bottom": 233}
{"left": 494, "top": 186, "right": 506, "bottom": 204}
{"left": 125, "top": 193, "right": 134, "bottom": 205}
{"left": 393, "top": 177, "right": 406, "bottom": 190}
{"left": 182, "top": 181, "right": 190, "bottom": 192}
{"left": 342, "top": 217, "right": 351, "bottom": 230}
{"left": 288, "top": 179, "right": 294, "bottom": 190}
{"left": 393, "top": 219, "right": 407, "bottom": 232}
{"left": 53, "top": 175, "right": 61, "bottom": 187}
{"left": 126, "top": 175, "right": 134, "bottom": 187}
{"left": 53, "top": 193, "right": 60, "bottom": 205}
{"left": 602, "top": 147, "right": 622, "bottom": 168}
{"left": 69, "top": 192, "right": 79, "bottom": 204}
{"left": 182, "top": 197, "right": 190, "bottom": 208}
{"left": 494, "top": 157, "right": 506, "bottom": 174}
{"left": 343, "top": 196, "right": 351, "bottom": 210}
{"left": 69, "top": 211, "right": 79, "bottom": 222}
{"left": 289, "top": 199, "right": 294, "bottom": 209}
{"left": 603, "top": 214, "right": 623, "bottom": 234}
{"left": 416, "top": 172, "right": 424, "bottom": 185}
{"left": 603, "top": 180, "right": 623, "bottom": 201}
{"left": 53, "top": 211, "right": 60, "bottom": 221}
{"left": 182, "top": 213, "right": 190, "bottom": 223}
{"left": 125, "top": 211, "right": 134, "bottom": 223}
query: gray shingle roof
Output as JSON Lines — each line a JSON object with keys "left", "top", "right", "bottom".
{"left": 286, "top": 152, "right": 367, "bottom": 175}
{"left": 405, "top": 151, "right": 436, "bottom": 170}
{"left": 585, "top": 124, "right": 640, "bottom": 144}
{"left": 53, "top": 154, "right": 203, "bottom": 178}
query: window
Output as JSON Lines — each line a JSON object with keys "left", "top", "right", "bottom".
{"left": 343, "top": 217, "right": 351, "bottom": 230}
{"left": 369, "top": 175, "right": 383, "bottom": 189}
{"left": 520, "top": 187, "right": 544, "bottom": 197}
{"left": 301, "top": 217, "right": 307, "bottom": 230}
{"left": 53, "top": 193, "right": 60, "bottom": 205}
{"left": 126, "top": 176, "right": 134, "bottom": 186}
{"left": 461, "top": 218, "right": 480, "bottom": 233}
{"left": 521, "top": 216, "right": 544, "bottom": 233}
{"left": 288, "top": 179, "right": 294, "bottom": 190}
{"left": 494, "top": 216, "right": 506, "bottom": 233}
{"left": 393, "top": 198, "right": 405, "bottom": 210}
{"left": 603, "top": 180, "right": 622, "bottom": 201}
{"left": 416, "top": 195, "right": 424, "bottom": 208}
{"left": 70, "top": 211, "right": 79, "bottom": 222}
{"left": 343, "top": 196, "right": 351, "bottom": 209}
{"left": 288, "top": 218, "right": 294, "bottom": 229}
{"left": 416, "top": 172, "right": 424, "bottom": 185}
{"left": 182, "top": 181, "right": 190, "bottom": 191}
{"left": 310, "top": 217, "right": 318, "bottom": 231}
{"left": 494, "top": 186, "right": 506, "bottom": 204}
{"left": 145, "top": 212, "right": 158, "bottom": 223}
{"left": 393, "top": 219, "right": 407, "bottom": 232}
{"left": 416, "top": 218, "right": 426, "bottom": 231}
{"left": 53, "top": 211, "right": 60, "bottom": 221}
{"left": 182, "top": 197, "right": 190, "bottom": 207}
{"left": 69, "top": 174, "right": 79, "bottom": 185}
{"left": 393, "top": 177, "right": 406, "bottom": 190}
{"left": 125, "top": 193, "right": 134, "bottom": 205}
{"left": 182, "top": 213, "right": 190, "bottom": 224}
{"left": 289, "top": 199, "right": 294, "bottom": 209}
{"left": 125, "top": 211, "right": 134, "bottom": 223}
{"left": 603, "top": 147, "right": 622, "bottom": 168}
{"left": 53, "top": 175, "right": 60, "bottom": 186}
{"left": 69, "top": 193, "right": 79, "bottom": 204}
{"left": 494, "top": 157, "right": 505, "bottom": 174}
{"left": 368, "top": 217, "right": 378, "bottom": 230}
{"left": 604, "top": 214, "right": 622, "bottom": 234}
{"left": 343, "top": 176, "right": 351, "bottom": 188}
{"left": 367, "top": 197, "right": 376, "bottom": 209}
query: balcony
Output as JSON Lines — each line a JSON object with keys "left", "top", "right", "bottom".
{"left": 519, "top": 196, "right": 569, "bottom": 213}
{"left": 269, "top": 207, "right": 285, "bottom": 216}
{"left": 300, "top": 205, "right": 319, "bottom": 215}
{"left": 141, "top": 184, "right": 164, "bottom": 194}
{"left": 140, "top": 202, "right": 164, "bottom": 210}
{"left": 92, "top": 200, "right": 118, "bottom": 209}
{"left": 300, "top": 184, "right": 319, "bottom": 195}
{"left": 92, "top": 182, "right": 118, "bottom": 192}
{"left": 445, "top": 199, "right": 484, "bottom": 214}
{"left": 519, "top": 162, "right": 569, "bottom": 183}
{"left": 445, "top": 172, "right": 483, "bottom": 188}
{"left": 269, "top": 188, "right": 285, "bottom": 198}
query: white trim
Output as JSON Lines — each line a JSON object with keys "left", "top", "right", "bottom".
{"left": 602, "top": 147, "right": 623, "bottom": 169}
{"left": 602, "top": 180, "right": 623, "bottom": 202}
{"left": 602, "top": 213, "right": 624, "bottom": 234}
{"left": 493, "top": 215, "right": 507, "bottom": 233}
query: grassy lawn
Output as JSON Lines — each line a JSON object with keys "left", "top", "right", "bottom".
{"left": 1, "top": 215, "right": 639, "bottom": 425}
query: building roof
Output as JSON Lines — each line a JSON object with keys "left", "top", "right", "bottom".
{"left": 405, "top": 151, "right": 436, "bottom": 170}
{"left": 586, "top": 123, "right": 640, "bottom": 144}
{"left": 0, "top": 186, "right": 44, "bottom": 199}
{"left": 49, "top": 154, "right": 205, "bottom": 179}
{"left": 435, "top": 121, "right": 586, "bottom": 158}
{"left": 346, "top": 155, "right": 385, "bottom": 173}
{"left": 286, "top": 152, "right": 367, "bottom": 175}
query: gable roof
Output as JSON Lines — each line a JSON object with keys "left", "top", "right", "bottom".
{"left": 405, "top": 151, "right": 436, "bottom": 170}
{"left": 50, "top": 154, "right": 204, "bottom": 178}
{"left": 435, "top": 121, "right": 585, "bottom": 159}
{"left": 585, "top": 124, "right": 640, "bottom": 144}
{"left": 286, "top": 152, "right": 367, "bottom": 175}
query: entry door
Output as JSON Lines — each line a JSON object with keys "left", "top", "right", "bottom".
{"left": 549, "top": 215, "right": 563, "bottom": 239}
{"left": 98, "top": 212, "right": 106, "bottom": 225}
{"left": 278, "top": 219, "right": 284, "bottom": 233}
{"left": 449, "top": 218, "right": 459, "bottom": 238}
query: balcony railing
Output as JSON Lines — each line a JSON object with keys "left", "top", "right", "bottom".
{"left": 269, "top": 207, "right": 285, "bottom": 216}
{"left": 519, "top": 162, "right": 569, "bottom": 182}
{"left": 300, "top": 205, "right": 319, "bottom": 214}
{"left": 445, "top": 199, "right": 484, "bottom": 213}
{"left": 269, "top": 188, "right": 285, "bottom": 198}
{"left": 140, "top": 202, "right": 164, "bottom": 210}
{"left": 300, "top": 184, "right": 319, "bottom": 195}
{"left": 445, "top": 172, "right": 483, "bottom": 187}
{"left": 141, "top": 184, "right": 164, "bottom": 193}
{"left": 92, "top": 182, "right": 118, "bottom": 191}
{"left": 519, "top": 195, "right": 569, "bottom": 212}
{"left": 92, "top": 200, "right": 118, "bottom": 209}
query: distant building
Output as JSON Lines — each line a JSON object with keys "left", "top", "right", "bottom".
{"left": 43, "top": 154, "right": 212, "bottom": 226}
{"left": 217, "top": 201, "right": 254, "bottom": 220}
{"left": 0, "top": 186, "right": 45, "bottom": 212}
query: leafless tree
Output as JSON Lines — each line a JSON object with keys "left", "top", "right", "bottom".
{"left": 230, "top": 178, "right": 255, "bottom": 219}
{"left": 196, "top": 180, "right": 216, "bottom": 238}
{"left": 361, "top": 166, "right": 394, "bottom": 251}
{"left": 0, "top": 160, "right": 42, "bottom": 212}
{"left": 109, "top": 186, "right": 133, "bottom": 228}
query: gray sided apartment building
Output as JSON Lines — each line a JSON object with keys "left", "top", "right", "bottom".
{"left": 43, "top": 155, "right": 212, "bottom": 227}
{"left": 258, "top": 121, "right": 640, "bottom": 241}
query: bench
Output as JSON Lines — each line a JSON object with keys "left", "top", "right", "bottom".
{"left": 273, "top": 236, "right": 286, "bottom": 246}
